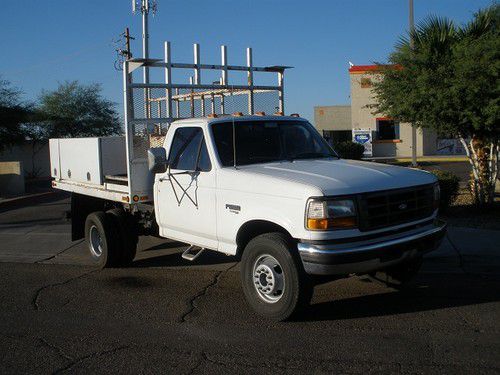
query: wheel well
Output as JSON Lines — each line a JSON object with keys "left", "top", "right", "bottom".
{"left": 236, "top": 220, "right": 293, "bottom": 253}
{"left": 71, "top": 193, "right": 119, "bottom": 241}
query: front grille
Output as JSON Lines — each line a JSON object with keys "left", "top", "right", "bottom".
{"left": 358, "top": 184, "right": 435, "bottom": 231}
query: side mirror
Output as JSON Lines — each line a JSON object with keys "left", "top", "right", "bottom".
{"left": 147, "top": 147, "right": 168, "bottom": 174}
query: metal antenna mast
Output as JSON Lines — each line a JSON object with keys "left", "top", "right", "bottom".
{"left": 132, "top": 0, "right": 157, "bottom": 83}
{"left": 133, "top": 0, "right": 157, "bottom": 119}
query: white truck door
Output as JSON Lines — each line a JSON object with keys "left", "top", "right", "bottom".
{"left": 155, "top": 126, "right": 217, "bottom": 249}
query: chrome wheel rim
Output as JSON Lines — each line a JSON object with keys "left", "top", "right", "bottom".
{"left": 89, "top": 225, "right": 103, "bottom": 258}
{"left": 252, "top": 254, "right": 285, "bottom": 303}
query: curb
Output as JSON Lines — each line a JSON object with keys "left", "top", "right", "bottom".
{"left": 394, "top": 157, "right": 468, "bottom": 163}
{"left": 365, "top": 157, "right": 468, "bottom": 163}
{"left": 0, "top": 191, "right": 68, "bottom": 212}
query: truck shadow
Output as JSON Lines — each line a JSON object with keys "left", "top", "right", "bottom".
{"left": 302, "top": 273, "right": 500, "bottom": 322}
{"left": 132, "top": 247, "right": 236, "bottom": 268}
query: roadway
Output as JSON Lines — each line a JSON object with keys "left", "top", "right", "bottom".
{"left": 0, "top": 194, "right": 499, "bottom": 373}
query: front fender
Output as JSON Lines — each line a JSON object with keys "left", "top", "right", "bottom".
{"left": 216, "top": 193, "right": 306, "bottom": 255}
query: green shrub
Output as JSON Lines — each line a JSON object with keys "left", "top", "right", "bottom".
{"left": 334, "top": 141, "right": 365, "bottom": 160}
{"left": 430, "top": 170, "right": 460, "bottom": 212}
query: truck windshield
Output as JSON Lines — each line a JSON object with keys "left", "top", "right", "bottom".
{"left": 211, "top": 120, "right": 338, "bottom": 167}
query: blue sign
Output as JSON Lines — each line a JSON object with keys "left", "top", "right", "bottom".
{"left": 354, "top": 134, "right": 370, "bottom": 144}
{"left": 352, "top": 129, "right": 373, "bottom": 157}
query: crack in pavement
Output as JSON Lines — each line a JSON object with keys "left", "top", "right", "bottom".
{"left": 187, "top": 351, "right": 207, "bottom": 375}
{"left": 35, "top": 240, "right": 84, "bottom": 264}
{"left": 198, "top": 351, "right": 497, "bottom": 374}
{"left": 52, "top": 345, "right": 129, "bottom": 374}
{"left": 32, "top": 268, "right": 100, "bottom": 311}
{"left": 179, "top": 263, "right": 237, "bottom": 323}
{"left": 446, "top": 233, "right": 467, "bottom": 273}
{"left": 38, "top": 338, "right": 73, "bottom": 361}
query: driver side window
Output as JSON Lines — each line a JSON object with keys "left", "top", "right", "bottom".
{"left": 168, "top": 127, "right": 211, "bottom": 171}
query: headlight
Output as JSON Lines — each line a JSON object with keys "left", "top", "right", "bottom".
{"left": 433, "top": 183, "right": 440, "bottom": 209}
{"left": 306, "top": 198, "right": 357, "bottom": 230}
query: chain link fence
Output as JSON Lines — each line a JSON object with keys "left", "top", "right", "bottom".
{"left": 128, "top": 87, "right": 280, "bottom": 157}
{"left": 130, "top": 87, "right": 280, "bottom": 120}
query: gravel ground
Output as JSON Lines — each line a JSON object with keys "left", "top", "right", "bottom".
{"left": 441, "top": 190, "right": 500, "bottom": 230}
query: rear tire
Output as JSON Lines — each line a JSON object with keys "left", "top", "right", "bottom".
{"left": 106, "top": 208, "right": 138, "bottom": 267}
{"left": 240, "top": 232, "right": 313, "bottom": 321}
{"left": 84, "top": 211, "right": 119, "bottom": 268}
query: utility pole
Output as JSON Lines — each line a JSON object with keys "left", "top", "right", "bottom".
{"left": 113, "top": 27, "right": 134, "bottom": 71}
{"left": 409, "top": 0, "right": 418, "bottom": 167}
{"left": 125, "top": 27, "right": 134, "bottom": 59}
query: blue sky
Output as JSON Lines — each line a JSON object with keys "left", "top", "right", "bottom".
{"left": 0, "top": 0, "right": 493, "bottom": 122}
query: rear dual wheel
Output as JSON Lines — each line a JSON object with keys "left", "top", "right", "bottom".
{"left": 84, "top": 210, "right": 138, "bottom": 268}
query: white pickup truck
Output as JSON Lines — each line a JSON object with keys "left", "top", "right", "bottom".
{"left": 51, "top": 114, "right": 446, "bottom": 320}
{"left": 49, "top": 48, "right": 446, "bottom": 320}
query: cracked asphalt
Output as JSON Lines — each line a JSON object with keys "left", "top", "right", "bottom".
{"left": 0, "top": 195, "right": 499, "bottom": 374}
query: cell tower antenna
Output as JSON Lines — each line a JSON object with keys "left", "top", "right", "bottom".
{"left": 132, "top": 0, "right": 158, "bottom": 85}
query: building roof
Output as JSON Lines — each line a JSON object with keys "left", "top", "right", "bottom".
{"left": 348, "top": 64, "right": 401, "bottom": 74}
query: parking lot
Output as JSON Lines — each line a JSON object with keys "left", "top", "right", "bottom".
{"left": 1, "top": 194, "right": 499, "bottom": 374}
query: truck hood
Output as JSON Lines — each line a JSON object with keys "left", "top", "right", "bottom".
{"left": 240, "top": 159, "right": 436, "bottom": 196}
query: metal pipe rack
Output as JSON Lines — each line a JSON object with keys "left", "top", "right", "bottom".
{"left": 122, "top": 41, "right": 291, "bottom": 203}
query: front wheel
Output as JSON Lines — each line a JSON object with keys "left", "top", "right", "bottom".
{"left": 240, "top": 233, "right": 313, "bottom": 321}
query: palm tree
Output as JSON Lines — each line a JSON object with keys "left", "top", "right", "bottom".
{"left": 373, "top": 5, "right": 499, "bottom": 205}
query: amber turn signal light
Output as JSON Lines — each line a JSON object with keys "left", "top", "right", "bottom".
{"left": 307, "top": 217, "right": 357, "bottom": 230}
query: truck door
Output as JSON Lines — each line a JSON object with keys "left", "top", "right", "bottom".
{"left": 155, "top": 126, "right": 217, "bottom": 249}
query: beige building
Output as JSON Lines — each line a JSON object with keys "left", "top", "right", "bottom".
{"left": 314, "top": 105, "right": 351, "bottom": 133}
{"left": 315, "top": 64, "right": 440, "bottom": 157}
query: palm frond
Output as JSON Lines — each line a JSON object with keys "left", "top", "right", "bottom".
{"left": 460, "top": 4, "right": 499, "bottom": 38}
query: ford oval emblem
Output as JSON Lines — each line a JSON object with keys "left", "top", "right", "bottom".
{"left": 398, "top": 203, "right": 408, "bottom": 210}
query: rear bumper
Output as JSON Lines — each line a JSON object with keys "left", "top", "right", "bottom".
{"left": 298, "top": 220, "right": 447, "bottom": 275}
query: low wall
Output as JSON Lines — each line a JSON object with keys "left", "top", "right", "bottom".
{"left": 0, "top": 161, "right": 25, "bottom": 197}
{"left": 0, "top": 142, "right": 50, "bottom": 178}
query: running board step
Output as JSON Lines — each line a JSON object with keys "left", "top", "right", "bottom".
{"left": 182, "top": 246, "right": 205, "bottom": 261}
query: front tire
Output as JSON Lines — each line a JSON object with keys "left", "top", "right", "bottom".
{"left": 240, "top": 233, "right": 312, "bottom": 321}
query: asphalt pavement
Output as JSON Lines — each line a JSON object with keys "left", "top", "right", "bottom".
{"left": 0, "top": 195, "right": 499, "bottom": 374}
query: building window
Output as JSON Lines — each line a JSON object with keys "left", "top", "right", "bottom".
{"left": 360, "top": 77, "right": 372, "bottom": 88}
{"left": 376, "top": 118, "right": 399, "bottom": 140}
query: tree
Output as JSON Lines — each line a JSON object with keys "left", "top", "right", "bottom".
{"left": 21, "top": 81, "right": 122, "bottom": 177}
{"left": 36, "top": 81, "right": 122, "bottom": 138}
{"left": 372, "top": 5, "right": 499, "bottom": 206}
{"left": 0, "top": 78, "right": 31, "bottom": 151}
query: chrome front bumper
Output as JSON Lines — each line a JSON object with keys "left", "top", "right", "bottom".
{"left": 298, "top": 220, "right": 447, "bottom": 275}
